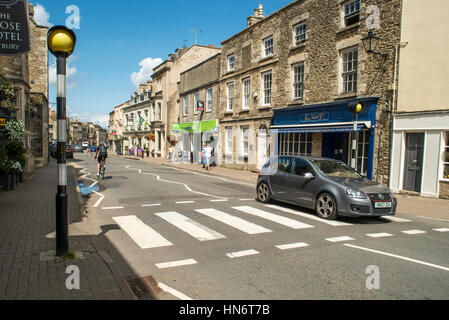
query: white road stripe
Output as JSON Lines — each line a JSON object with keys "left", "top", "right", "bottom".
{"left": 276, "top": 242, "right": 309, "bottom": 250}
{"left": 141, "top": 203, "right": 161, "bottom": 207}
{"left": 210, "top": 199, "right": 228, "bottom": 202}
{"left": 226, "top": 249, "right": 259, "bottom": 258}
{"left": 154, "top": 211, "right": 225, "bottom": 241}
{"left": 157, "top": 282, "right": 193, "bottom": 300}
{"left": 112, "top": 215, "right": 173, "bottom": 249}
{"left": 433, "top": 228, "right": 449, "bottom": 232}
{"left": 176, "top": 201, "right": 195, "bottom": 204}
{"left": 156, "top": 259, "right": 197, "bottom": 269}
{"left": 195, "top": 208, "right": 272, "bottom": 234}
{"left": 239, "top": 199, "right": 254, "bottom": 201}
{"left": 382, "top": 216, "right": 411, "bottom": 222}
{"left": 402, "top": 229, "right": 426, "bottom": 235}
{"left": 325, "top": 236, "right": 355, "bottom": 242}
{"left": 264, "top": 204, "right": 352, "bottom": 226}
{"left": 366, "top": 232, "right": 393, "bottom": 238}
{"left": 102, "top": 207, "right": 124, "bottom": 210}
{"left": 344, "top": 244, "right": 449, "bottom": 272}
{"left": 232, "top": 206, "right": 314, "bottom": 230}
{"left": 89, "top": 181, "right": 98, "bottom": 188}
{"left": 92, "top": 190, "right": 105, "bottom": 208}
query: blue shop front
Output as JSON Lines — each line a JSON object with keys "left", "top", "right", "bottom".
{"left": 271, "top": 98, "right": 378, "bottom": 179}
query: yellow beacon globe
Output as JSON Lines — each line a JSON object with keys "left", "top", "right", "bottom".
{"left": 355, "top": 103, "right": 363, "bottom": 113}
{"left": 48, "top": 29, "right": 75, "bottom": 54}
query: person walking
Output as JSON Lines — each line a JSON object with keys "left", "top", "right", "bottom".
{"left": 204, "top": 143, "right": 213, "bottom": 171}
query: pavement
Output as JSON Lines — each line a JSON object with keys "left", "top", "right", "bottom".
{"left": 0, "top": 158, "right": 136, "bottom": 300}
{"left": 123, "top": 154, "right": 449, "bottom": 221}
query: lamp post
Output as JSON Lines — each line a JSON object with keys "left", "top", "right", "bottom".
{"left": 362, "top": 30, "right": 388, "bottom": 58}
{"left": 47, "top": 26, "right": 76, "bottom": 257}
{"left": 348, "top": 102, "right": 363, "bottom": 170}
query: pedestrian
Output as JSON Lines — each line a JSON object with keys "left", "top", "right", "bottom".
{"left": 201, "top": 143, "right": 206, "bottom": 168}
{"left": 168, "top": 145, "right": 173, "bottom": 160}
{"left": 204, "top": 143, "right": 213, "bottom": 171}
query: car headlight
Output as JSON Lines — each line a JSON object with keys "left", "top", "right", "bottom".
{"left": 345, "top": 188, "right": 367, "bottom": 199}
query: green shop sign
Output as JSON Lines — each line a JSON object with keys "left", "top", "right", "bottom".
{"left": 173, "top": 119, "right": 217, "bottom": 133}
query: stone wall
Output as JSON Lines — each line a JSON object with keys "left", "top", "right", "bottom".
{"left": 439, "top": 181, "right": 449, "bottom": 200}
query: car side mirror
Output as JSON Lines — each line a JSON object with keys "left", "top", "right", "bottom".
{"left": 304, "top": 172, "right": 314, "bottom": 179}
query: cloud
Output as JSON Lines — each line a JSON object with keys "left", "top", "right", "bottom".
{"left": 49, "top": 56, "right": 78, "bottom": 89}
{"left": 69, "top": 111, "right": 109, "bottom": 130}
{"left": 33, "top": 3, "right": 53, "bottom": 27}
{"left": 130, "top": 57, "right": 163, "bottom": 89}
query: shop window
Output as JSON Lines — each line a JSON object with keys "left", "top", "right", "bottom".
{"left": 443, "top": 132, "right": 449, "bottom": 180}
{"left": 279, "top": 133, "right": 312, "bottom": 156}
{"left": 350, "top": 131, "right": 369, "bottom": 175}
{"left": 225, "top": 127, "right": 233, "bottom": 155}
{"left": 183, "top": 96, "right": 188, "bottom": 116}
{"left": 241, "top": 126, "right": 249, "bottom": 156}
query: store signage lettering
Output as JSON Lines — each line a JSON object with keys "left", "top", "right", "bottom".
{"left": 0, "top": 0, "right": 29, "bottom": 55}
{"left": 300, "top": 111, "right": 329, "bottom": 123}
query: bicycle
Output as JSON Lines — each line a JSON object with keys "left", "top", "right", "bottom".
{"left": 98, "top": 159, "right": 105, "bottom": 180}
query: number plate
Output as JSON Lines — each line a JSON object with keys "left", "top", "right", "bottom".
{"left": 374, "top": 202, "right": 392, "bottom": 208}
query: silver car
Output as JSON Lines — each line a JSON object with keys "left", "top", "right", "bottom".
{"left": 257, "top": 156, "right": 397, "bottom": 220}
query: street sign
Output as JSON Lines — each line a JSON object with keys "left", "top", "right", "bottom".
{"left": 0, "top": 0, "right": 30, "bottom": 55}
{"left": 197, "top": 101, "right": 205, "bottom": 111}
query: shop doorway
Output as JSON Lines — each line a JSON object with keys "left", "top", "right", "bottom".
{"left": 403, "top": 132, "right": 424, "bottom": 192}
{"left": 322, "top": 133, "right": 349, "bottom": 163}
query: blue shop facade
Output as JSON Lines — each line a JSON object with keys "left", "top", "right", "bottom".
{"left": 271, "top": 97, "right": 379, "bottom": 179}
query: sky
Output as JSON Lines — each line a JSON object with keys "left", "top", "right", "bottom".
{"left": 31, "top": 0, "right": 294, "bottom": 129}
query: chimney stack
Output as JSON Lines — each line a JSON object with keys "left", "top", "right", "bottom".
{"left": 247, "top": 4, "right": 264, "bottom": 27}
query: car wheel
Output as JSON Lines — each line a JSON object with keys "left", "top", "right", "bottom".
{"left": 257, "top": 182, "right": 272, "bottom": 203}
{"left": 316, "top": 192, "right": 338, "bottom": 220}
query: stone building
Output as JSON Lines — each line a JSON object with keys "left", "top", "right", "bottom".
{"left": 122, "top": 82, "right": 152, "bottom": 156}
{"left": 389, "top": 0, "right": 449, "bottom": 199}
{"left": 152, "top": 45, "right": 220, "bottom": 158}
{"left": 27, "top": 4, "right": 49, "bottom": 167}
{"left": 176, "top": 53, "right": 221, "bottom": 163}
{"left": 0, "top": 3, "right": 49, "bottom": 174}
{"left": 108, "top": 101, "right": 128, "bottom": 155}
{"left": 219, "top": 0, "right": 402, "bottom": 181}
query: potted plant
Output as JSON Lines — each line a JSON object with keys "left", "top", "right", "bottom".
{"left": 0, "top": 160, "right": 12, "bottom": 191}
{"left": 148, "top": 133, "right": 155, "bottom": 142}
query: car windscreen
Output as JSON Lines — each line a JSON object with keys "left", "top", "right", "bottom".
{"left": 309, "top": 159, "right": 362, "bottom": 179}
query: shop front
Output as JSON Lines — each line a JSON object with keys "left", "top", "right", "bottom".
{"left": 173, "top": 119, "right": 219, "bottom": 164}
{"left": 271, "top": 98, "right": 378, "bottom": 179}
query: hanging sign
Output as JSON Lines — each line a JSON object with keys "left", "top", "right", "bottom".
{"left": 0, "top": 0, "right": 30, "bottom": 55}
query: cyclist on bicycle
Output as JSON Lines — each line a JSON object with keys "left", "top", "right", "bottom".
{"left": 95, "top": 141, "right": 108, "bottom": 177}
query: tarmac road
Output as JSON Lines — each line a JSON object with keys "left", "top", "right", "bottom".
{"left": 74, "top": 152, "right": 449, "bottom": 300}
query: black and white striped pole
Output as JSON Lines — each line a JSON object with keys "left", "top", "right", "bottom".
{"left": 47, "top": 26, "right": 77, "bottom": 256}
{"left": 348, "top": 102, "right": 363, "bottom": 170}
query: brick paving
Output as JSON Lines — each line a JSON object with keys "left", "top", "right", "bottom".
{"left": 0, "top": 160, "right": 135, "bottom": 300}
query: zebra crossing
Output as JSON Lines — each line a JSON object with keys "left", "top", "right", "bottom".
{"left": 110, "top": 203, "right": 413, "bottom": 250}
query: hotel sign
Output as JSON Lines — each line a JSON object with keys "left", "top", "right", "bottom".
{"left": 0, "top": 0, "right": 30, "bottom": 55}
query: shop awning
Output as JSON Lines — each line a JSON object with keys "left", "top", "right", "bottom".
{"left": 270, "top": 121, "right": 371, "bottom": 133}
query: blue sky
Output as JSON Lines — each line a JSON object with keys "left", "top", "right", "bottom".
{"left": 32, "top": 0, "right": 293, "bottom": 128}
